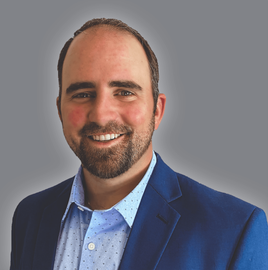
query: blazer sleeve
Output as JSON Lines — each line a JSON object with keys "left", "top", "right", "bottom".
{"left": 228, "top": 207, "right": 268, "bottom": 269}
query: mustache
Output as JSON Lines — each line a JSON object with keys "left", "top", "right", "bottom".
{"left": 79, "top": 121, "right": 133, "bottom": 136}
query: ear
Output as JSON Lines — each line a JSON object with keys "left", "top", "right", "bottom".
{"left": 56, "top": 96, "right": 63, "bottom": 123}
{"left": 154, "top": 93, "right": 166, "bottom": 130}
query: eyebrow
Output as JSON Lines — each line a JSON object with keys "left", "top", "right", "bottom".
{"left": 66, "top": 82, "right": 96, "bottom": 94}
{"left": 109, "top": 80, "right": 142, "bottom": 90}
{"left": 65, "top": 80, "right": 142, "bottom": 95}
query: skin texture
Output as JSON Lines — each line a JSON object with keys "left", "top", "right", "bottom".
{"left": 57, "top": 27, "right": 166, "bottom": 210}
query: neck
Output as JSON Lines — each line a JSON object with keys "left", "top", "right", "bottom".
{"left": 82, "top": 147, "right": 153, "bottom": 210}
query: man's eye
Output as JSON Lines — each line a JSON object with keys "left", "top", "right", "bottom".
{"left": 74, "top": 93, "right": 93, "bottom": 98}
{"left": 118, "top": 90, "right": 133, "bottom": 96}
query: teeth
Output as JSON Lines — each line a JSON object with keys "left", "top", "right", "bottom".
{"left": 92, "top": 134, "right": 121, "bottom": 141}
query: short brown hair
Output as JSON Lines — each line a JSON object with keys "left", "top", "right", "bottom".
{"left": 57, "top": 18, "right": 159, "bottom": 112}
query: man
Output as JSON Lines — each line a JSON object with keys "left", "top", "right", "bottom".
{"left": 10, "top": 18, "right": 268, "bottom": 270}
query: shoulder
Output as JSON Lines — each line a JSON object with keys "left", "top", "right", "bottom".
{"left": 15, "top": 177, "right": 74, "bottom": 216}
{"left": 153, "top": 153, "right": 265, "bottom": 221}
{"left": 176, "top": 172, "right": 258, "bottom": 220}
{"left": 10, "top": 177, "right": 75, "bottom": 268}
{"left": 176, "top": 174, "right": 268, "bottom": 267}
{"left": 177, "top": 172, "right": 256, "bottom": 211}
{"left": 173, "top": 172, "right": 268, "bottom": 242}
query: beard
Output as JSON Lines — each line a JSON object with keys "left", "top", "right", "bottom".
{"left": 67, "top": 116, "right": 155, "bottom": 179}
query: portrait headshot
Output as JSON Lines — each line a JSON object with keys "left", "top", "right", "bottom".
{"left": 1, "top": 0, "right": 267, "bottom": 269}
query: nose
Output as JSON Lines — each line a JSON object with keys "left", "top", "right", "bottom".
{"left": 88, "top": 91, "right": 118, "bottom": 126}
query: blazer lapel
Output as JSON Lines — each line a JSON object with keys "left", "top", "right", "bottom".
{"left": 31, "top": 180, "right": 73, "bottom": 270}
{"left": 119, "top": 154, "right": 182, "bottom": 270}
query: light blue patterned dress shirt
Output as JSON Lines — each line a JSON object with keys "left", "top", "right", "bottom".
{"left": 53, "top": 152, "right": 156, "bottom": 270}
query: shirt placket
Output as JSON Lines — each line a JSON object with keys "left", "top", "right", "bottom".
{"left": 79, "top": 211, "right": 108, "bottom": 269}
{"left": 79, "top": 209, "right": 129, "bottom": 270}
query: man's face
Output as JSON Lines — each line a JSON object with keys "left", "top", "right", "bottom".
{"left": 58, "top": 27, "right": 160, "bottom": 179}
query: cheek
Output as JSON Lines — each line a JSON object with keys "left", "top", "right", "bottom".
{"left": 123, "top": 106, "right": 148, "bottom": 126}
{"left": 67, "top": 107, "right": 87, "bottom": 128}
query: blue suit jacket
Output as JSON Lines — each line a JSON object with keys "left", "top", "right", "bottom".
{"left": 10, "top": 154, "right": 268, "bottom": 269}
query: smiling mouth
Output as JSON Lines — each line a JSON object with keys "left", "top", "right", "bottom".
{"left": 88, "top": 133, "right": 124, "bottom": 141}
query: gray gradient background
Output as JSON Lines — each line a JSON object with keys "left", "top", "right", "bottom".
{"left": 1, "top": 0, "right": 267, "bottom": 268}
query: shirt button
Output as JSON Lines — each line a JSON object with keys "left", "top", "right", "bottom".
{"left": 88, "top": 243, "right": 95, "bottom": 250}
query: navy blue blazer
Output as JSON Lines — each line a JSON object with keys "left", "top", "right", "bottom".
{"left": 10, "top": 154, "right": 268, "bottom": 269}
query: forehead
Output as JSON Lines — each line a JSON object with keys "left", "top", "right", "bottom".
{"left": 68, "top": 26, "right": 145, "bottom": 57}
{"left": 71, "top": 26, "right": 137, "bottom": 52}
{"left": 62, "top": 26, "right": 151, "bottom": 86}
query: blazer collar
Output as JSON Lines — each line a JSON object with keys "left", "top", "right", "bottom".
{"left": 31, "top": 178, "right": 74, "bottom": 270}
{"left": 119, "top": 153, "right": 182, "bottom": 270}
{"left": 148, "top": 153, "right": 182, "bottom": 202}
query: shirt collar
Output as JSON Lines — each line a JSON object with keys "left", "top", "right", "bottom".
{"left": 61, "top": 152, "right": 157, "bottom": 227}
{"left": 61, "top": 166, "right": 85, "bottom": 221}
